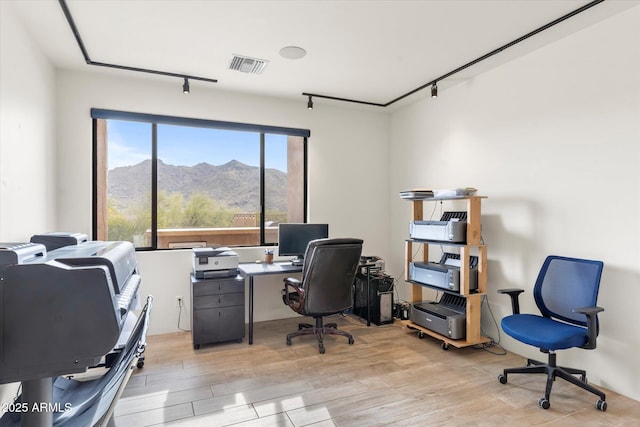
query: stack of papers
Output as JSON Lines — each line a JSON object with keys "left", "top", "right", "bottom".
{"left": 433, "top": 188, "right": 477, "bottom": 198}
{"left": 399, "top": 189, "right": 434, "bottom": 200}
{"left": 400, "top": 188, "right": 478, "bottom": 200}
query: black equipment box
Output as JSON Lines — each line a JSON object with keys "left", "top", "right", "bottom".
{"left": 354, "top": 271, "right": 394, "bottom": 325}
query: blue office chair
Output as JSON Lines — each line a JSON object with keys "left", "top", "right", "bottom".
{"left": 497, "top": 255, "right": 607, "bottom": 411}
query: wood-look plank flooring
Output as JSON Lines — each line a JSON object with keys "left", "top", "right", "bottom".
{"left": 108, "top": 316, "right": 639, "bottom": 426}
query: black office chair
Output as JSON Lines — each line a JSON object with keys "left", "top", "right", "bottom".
{"left": 498, "top": 255, "right": 607, "bottom": 411}
{"left": 282, "top": 238, "right": 363, "bottom": 354}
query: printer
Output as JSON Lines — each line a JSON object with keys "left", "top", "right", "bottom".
{"left": 410, "top": 294, "right": 467, "bottom": 339}
{"left": 193, "top": 247, "right": 239, "bottom": 279}
{"left": 409, "top": 211, "right": 467, "bottom": 243}
{"left": 0, "top": 233, "right": 151, "bottom": 427}
{"left": 409, "top": 252, "right": 478, "bottom": 293}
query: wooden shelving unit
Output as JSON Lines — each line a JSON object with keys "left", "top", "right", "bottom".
{"left": 401, "top": 195, "right": 491, "bottom": 349}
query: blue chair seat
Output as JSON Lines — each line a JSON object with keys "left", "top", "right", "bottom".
{"left": 502, "top": 314, "right": 588, "bottom": 350}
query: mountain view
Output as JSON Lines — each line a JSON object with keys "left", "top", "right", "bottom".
{"left": 108, "top": 159, "right": 288, "bottom": 214}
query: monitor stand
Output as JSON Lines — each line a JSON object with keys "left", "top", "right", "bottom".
{"left": 290, "top": 256, "right": 304, "bottom": 266}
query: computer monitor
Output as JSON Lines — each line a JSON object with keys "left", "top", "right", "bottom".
{"left": 278, "top": 223, "right": 329, "bottom": 265}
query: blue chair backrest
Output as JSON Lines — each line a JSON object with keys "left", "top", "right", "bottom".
{"left": 533, "top": 256, "right": 603, "bottom": 327}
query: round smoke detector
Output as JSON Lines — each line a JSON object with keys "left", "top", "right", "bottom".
{"left": 279, "top": 46, "right": 307, "bottom": 60}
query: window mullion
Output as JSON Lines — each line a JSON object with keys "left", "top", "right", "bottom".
{"left": 303, "top": 137, "right": 308, "bottom": 222}
{"left": 151, "top": 123, "right": 158, "bottom": 249}
{"left": 259, "top": 133, "right": 266, "bottom": 245}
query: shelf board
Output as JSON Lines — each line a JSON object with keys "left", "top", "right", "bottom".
{"left": 402, "top": 195, "right": 487, "bottom": 202}
{"left": 405, "top": 280, "right": 485, "bottom": 297}
{"left": 401, "top": 319, "right": 492, "bottom": 348}
{"left": 405, "top": 239, "right": 486, "bottom": 248}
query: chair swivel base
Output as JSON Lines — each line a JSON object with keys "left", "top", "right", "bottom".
{"left": 286, "top": 316, "right": 354, "bottom": 354}
{"left": 498, "top": 352, "right": 607, "bottom": 411}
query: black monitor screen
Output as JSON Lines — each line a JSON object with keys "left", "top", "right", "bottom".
{"left": 278, "top": 223, "right": 329, "bottom": 259}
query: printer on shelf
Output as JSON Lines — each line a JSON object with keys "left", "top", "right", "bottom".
{"left": 359, "top": 255, "right": 385, "bottom": 273}
{"left": 409, "top": 252, "right": 478, "bottom": 293}
{"left": 410, "top": 294, "right": 467, "bottom": 339}
{"left": 409, "top": 211, "right": 467, "bottom": 243}
{"left": 192, "top": 247, "right": 239, "bottom": 279}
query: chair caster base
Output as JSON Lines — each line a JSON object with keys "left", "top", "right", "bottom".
{"left": 498, "top": 374, "right": 507, "bottom": 384}
{"left": 596, "top": 399, "right": 607, "bottom": 411}
{"left": 538, "top": 398, "right": 550, "bottom": 410}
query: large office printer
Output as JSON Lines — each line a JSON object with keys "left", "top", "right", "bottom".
{"left": 408, "top": 252, "right": 478, "bottom": 293}
{"left": 192, "top": 246, "right": 239, "bottom": 279}
{"left": 409, "top": 211, "right": 468, "bottom": 243}
{"left": 0, "top": 234, "right": 152, "bottom": 427}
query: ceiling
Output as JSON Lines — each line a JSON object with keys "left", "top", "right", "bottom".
{"left": 8, "top": 0, "right": 637, "bottom": 108}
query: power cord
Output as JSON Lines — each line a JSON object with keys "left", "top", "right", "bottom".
{"left": 177, "top": 298, "right": 189, "bottom": 332}
{"left": 473, "top": 295, "right": 507, "bottom": 355}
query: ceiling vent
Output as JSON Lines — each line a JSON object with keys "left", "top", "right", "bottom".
{"left": 228, "top": 54, "right": 269, "bottom": 74}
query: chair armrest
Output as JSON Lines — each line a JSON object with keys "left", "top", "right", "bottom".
{"left": 574, "top": 306, "right": 604, "bottom": 349}
{"left": 284, "top": 277, "right": 302, "bottom": 288}
{"left": 282, "top": 277, "right": 305, "bottom": 311}
{"left": 497, "top": 288, "right": 525, "bottom": 314}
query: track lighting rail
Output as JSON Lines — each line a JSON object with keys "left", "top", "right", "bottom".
{"left": 304, "top": 0, "right": 605, "bottom": 107}
{"left": 58, "top": 0, "right": 218, "bottom": 86}
{"left": 58, "top": 0, "right": 605, "bottom": 106}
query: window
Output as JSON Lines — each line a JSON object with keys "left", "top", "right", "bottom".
{"left": 92, "top": 109, "right": 309, "bottom": 249}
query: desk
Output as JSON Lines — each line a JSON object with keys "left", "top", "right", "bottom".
{"left": 238, "top": 261, "right": 302, "bottom": 345}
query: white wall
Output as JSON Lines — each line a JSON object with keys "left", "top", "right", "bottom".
{"left": 0, "top": 1, "right": 57, "bottom": 240}
{"left": 0, "top": 0, "right": 58, "bottom": 409}
{"left": 55, "top": 71, "right": 390, "bottom": 335}
{"left": 389, "top": 6, "right": 640, "bottom": 401}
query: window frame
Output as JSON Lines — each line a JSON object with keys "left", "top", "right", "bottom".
{"left": 91, "top": 108, "right": 310, "bottom": 250}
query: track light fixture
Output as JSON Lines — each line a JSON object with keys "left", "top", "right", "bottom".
{"left": 59, "top": 0, "right": 602, "bottom": 108}
{"left": 297, "top": 0, "right": 603, "bottom": 108}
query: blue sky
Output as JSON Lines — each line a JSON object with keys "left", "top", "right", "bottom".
{"left": 107, "top": 120, "right": 288, "bottom": 172}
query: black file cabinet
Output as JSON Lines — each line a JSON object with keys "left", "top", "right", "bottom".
{"left": 190, "top": 274, "right": 245, "bottom": 349}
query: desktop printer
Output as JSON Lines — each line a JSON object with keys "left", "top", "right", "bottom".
{"left": 359, "top": 255, "right": 385, "bottom": 273}
{"left": 192, "top": 247, "right": 239, "bottom": 279}
{"left": 409, "top": 211, "right": 467, "bottom": 243}
{"left": 410, "top": 294, "right": 466, "bottom": 339}
{"left": 409, "top": 253, "right": 478, "bottom": 293}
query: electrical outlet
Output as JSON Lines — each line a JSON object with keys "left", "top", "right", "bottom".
{"left": 176, "top": 296, "right": 183, "bottom": 307}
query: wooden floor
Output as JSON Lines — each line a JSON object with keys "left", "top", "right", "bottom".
{"left": 109, "top": 316, "right": 639, "bottom": 426}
